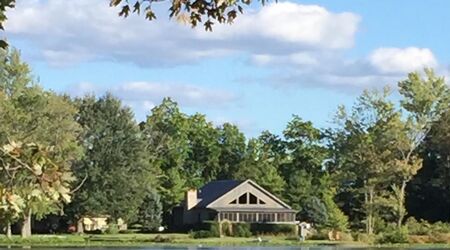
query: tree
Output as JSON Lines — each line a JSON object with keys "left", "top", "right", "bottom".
{"left": 0, "top": 49, "right": 82, "bottom": 237}
{"left": 390, "top": 69, "right": 450, "bottom": 226}
{"left": 67, "top": 94, "right": 155, "bottom": 231}
{"left": 110, "top": 0, "right": 258, "bottom": 32}
{"left": 407, "top": 108, "right": 450, "bottom": 222}
{"left": 184, "top": 113, "right": 221, "bottom": 186}
{"left": 141, "top": 98, "right": 189, "bottom": 217}
{"left": 234, "top": 137, "right": 285, "bottom": 196}
{"left": 0, "top": 141, "right": 76, "bottom": 238}
{"left": 137, "top": 190, "right": 163, "bottom": 232}
{"left": 216, "top": 123, "right": 246, "bottom": 179}
{"left": 330, "top": 88, "right": 401, "bottom": 234}
{"left": 0, "top": 0, "right": 14, "bottom": 48}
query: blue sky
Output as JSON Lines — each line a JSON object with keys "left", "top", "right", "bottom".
{"left": 4, "top": 0, "right": 448, "bottom": 137}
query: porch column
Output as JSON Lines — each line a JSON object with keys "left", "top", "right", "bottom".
{"left": 236, "top": 213, "right": 240, "bottom": 222}
{"left": 274, "top": 213, "right": 278, "bottom": 222}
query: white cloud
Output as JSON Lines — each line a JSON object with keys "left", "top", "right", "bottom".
{"left": 6, "top": 0, "right": 360, "bottom": 67}
{"left": 67, "top": 81, "right": 238, "bottom": 108}
{"left": 369, "top": 47, "right": 438, "bottom": 74}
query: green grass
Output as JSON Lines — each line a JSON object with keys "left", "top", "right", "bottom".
{"left": 0, "top": 233, "right": 350, "bottom": 247}
{"left": 2, "top": 233, "right": 450, "bottom": 248}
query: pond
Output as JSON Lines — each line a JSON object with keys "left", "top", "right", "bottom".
{"left": 3, "top": 247, "right": 450, "bottom": 250}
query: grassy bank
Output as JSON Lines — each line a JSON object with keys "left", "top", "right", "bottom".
{"left": 2, "top": 233, "right": 450, "bottom": 248}
{"left": 0, "top": 233, "right": 350, "bottom": 247}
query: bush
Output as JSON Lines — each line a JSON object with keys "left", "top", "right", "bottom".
{"left": 428, "top": 233, "right": 450, "bottom": 244}
{"left": 105, "top": 224, "right": 120, "bottom": 234}
{"left": 308, "top": 229, "right": 329, "bottom": 240}
{"left": 377, "top": 226, "right": 409, "bottom": 244}
{"left": 249, "top": 223, "right": 297, "bottom": 235}
{"left": 221, "top": 221, "right": 233, "bottom": 236}
{"left": 406, "top": 217, "right": 431, "bottom": 235}
{"left": 153, "top": 234, "right": 173, "bottom": 242}
{"left": 234, "top": 223, "right": 252, "bottom": 237}
{"left": 355, "top": 233, "right": 376, "bottom": 244}
{"left": 190, "top": 230, "right": 216, "bottom": 239}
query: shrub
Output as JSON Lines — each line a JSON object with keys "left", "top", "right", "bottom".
{"left": 191, "top": 230, "right": 216, "bottom": 239}
{"left": 428, "top": 233, "right": 450, "bottom": 244}
{"left": 308, "top": 229, "right": 329, "bottom": 240}
{"left": 406, "top": 217, "right": 431, "bottom": 235}
{"left": 153, "top": 234, "right": 173, "bottom": 242}
{"left": 377, "top": 226, "right": 409, "bottom": 244}
{"left": 234, "top": 223, "right": 252, "bottom": 237}
{"left": 105, "top": 224, "right": 120, "bottom": 234}
{"left": 221, "top": 221, "right": 233, "bottom": 236}
{"left": 250, "top": 223, "right": 297, "bottom": 235}
{"left": 355, "top": 233, "right": 376, "bottom": 244}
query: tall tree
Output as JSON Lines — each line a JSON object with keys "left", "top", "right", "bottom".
{"left": 391, "top": 69, "right": 450, "bottom": 226}
{"left": 234, "top": 137, "right": 286, "bottom": 196}
{"left": 330, "top": 88, "right": 401, "bottom": 234}
{"left": 184, "top": 113, "right": 221, "bottom": 186}
{"left": 141, "top": 98, "right": 189, "bottom": 217}
{"left": 0, "top": 49, "right": 81, "bottom": 237}
{"left": 216, "top": 123, "right": 246, "bottom": 179}
{"left": 67, "top": 94, "right": 154, "bottom": 231}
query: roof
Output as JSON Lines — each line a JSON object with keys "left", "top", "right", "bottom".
{"left": 193, "top": 179, "right": 293, "bottom": 210}
{"left": 195, "top": 180, "right": 243, "bottom": 208}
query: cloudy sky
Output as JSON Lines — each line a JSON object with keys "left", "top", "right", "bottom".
{"left": 4, "top": 0, "right": 448, "bottom": 136}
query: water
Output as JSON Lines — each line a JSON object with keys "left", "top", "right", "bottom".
{"left": 2, "top": 247, "right": 449, "bottom": 250}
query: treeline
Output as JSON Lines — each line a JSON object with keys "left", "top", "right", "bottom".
{"left": 0, "top": 49, "right": 449, "bottom": 238}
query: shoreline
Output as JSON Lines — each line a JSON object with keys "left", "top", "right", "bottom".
{"left": 1, "top": 234, "right": 450, "bottom": 248}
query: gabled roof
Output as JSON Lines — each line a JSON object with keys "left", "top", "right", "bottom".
{"left": 194, "top": 179, "right": 292, "bottom": 210}
{"left": 195, "top": 180, "right": 243, "bottom": 208}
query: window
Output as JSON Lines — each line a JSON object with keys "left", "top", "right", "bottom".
{"left": 239, "top": 213, "right": 257, "bottom": 222}
{"left": 230, "top": 199, "right": 237, "bottom": 204}
{"left": 238, "top": 193, "right": 247, "bottom": 204}
{"left": 259, "top": 199, "right": 266, "bottom": 205}
{"left": 220, "top": 212, "right": 237, "bottom": 221}
{"left": 249, "top": 193, "right": 258, "bottom": 204}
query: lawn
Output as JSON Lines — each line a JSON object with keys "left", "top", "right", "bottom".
{"left": 0, "top": 233, "right": 346, "bottom": 247}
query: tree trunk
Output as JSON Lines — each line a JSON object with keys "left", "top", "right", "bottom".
{"left": 21, "top": 209, "right": 32, "bottom": 238}
{"left": 77, "top": 218, "right": 84, "bottom": 234}
{"left": 397, "top": 180, "right": 407, "bottom": 228}
{"left": 6, "top": 222, "right": 12, "bottom": 239}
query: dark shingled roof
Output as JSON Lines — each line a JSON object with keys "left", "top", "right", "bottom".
{"left": 195, "top": 180, "right": 243, "bottom": 208}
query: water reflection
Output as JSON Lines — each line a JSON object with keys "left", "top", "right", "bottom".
{"left": 2, "top": 247, "right": 450, "bottom": 250}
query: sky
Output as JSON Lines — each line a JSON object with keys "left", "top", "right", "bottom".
{"left": 3, "top": 0, "right": 449, "bottom": 137}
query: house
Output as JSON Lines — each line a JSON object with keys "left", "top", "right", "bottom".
{"left": 175, "top": 179, "right": 297, "bottom": 227}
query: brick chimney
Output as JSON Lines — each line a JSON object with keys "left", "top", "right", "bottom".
{"left": 185, "top": 189, "right": 197, "bottom": 210}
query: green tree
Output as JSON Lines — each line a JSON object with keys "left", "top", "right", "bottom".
{"left": 330, "top": 88, "right": 400, "bottom": 234}
{"left": 184, "top": 113, "right": 221, "bottom": 186}
{"left": 216, "top": 123, "right": 246, "bottom": 179}
{"left": 67, "top": 94, "right": 154, "bottom": 232}
{"left": 390, "top": 69, "right": 450, "bottom": 226}
{"left": 234, "top": 137, "right": 285, "bottom": 196}
{"left": 137, "top": 189, "right": 163, "bottom": 232}
{"left": 141, "top": 98, "right": 189, "bottom": 216}
{"left": 0, "top": 49, "right": 81, "bottom": 237}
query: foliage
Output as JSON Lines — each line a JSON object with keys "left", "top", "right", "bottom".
{"left": 105, "top": 224, "right": 120, "bottom": 234}
{"left": 0, "top": 49, "right": 81, "bottom": 237}
{"left": 137, "top": 190, "right": 163, "bottom": 232}
{"left": 233, "top": 223, "right": 252, "bottom": 237}
{"left": 249, "top": 223, "right": 297, "bottom": 235}
{"left": 0, "top": 141, "right": 76, "bottom": 236}
{"left": 0, "top": 0, "right": 15, "bottom": 48}
{"left": 67, "top": 94, "right": 154, "bottom": 223}
{"left": 376, "top": 225, "right": 409, "bottom": 244}
{"left": 110, "top": 0, "right": 258, "bottom": 32}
